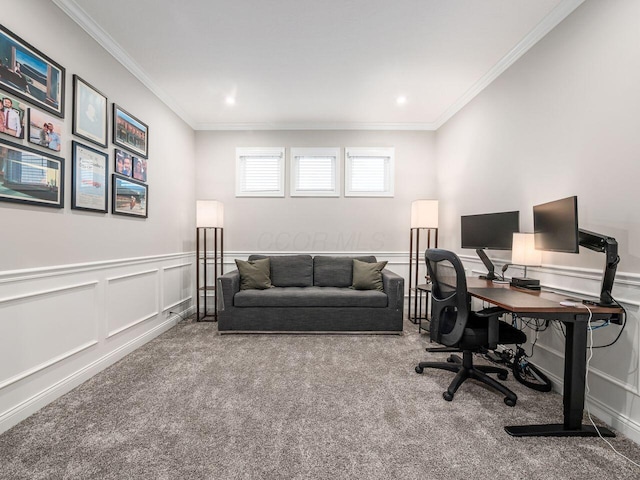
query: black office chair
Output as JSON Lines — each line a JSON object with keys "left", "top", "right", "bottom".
{"left": 415, "top": 248, "right": 526, "bottom": 406}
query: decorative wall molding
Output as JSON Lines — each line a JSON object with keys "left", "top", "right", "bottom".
{"left": 433, "top": 0, "right": 586, "bottom": 129}
{"left": 0, "top": 315, "right": 181, "bottom": 434}
{"left": 0, "top": 340, "right": 98, "bottom": 391}
{"left": 53, "top": 0, "right": 584, "bottom": 132}
{"left": 0, "top": 252, "right": 192, "bottom": 284}
{"left": 0, "top": 253, "right": 194, "bottom": 435}
{"left": 0, "top": 281, "right": 99, "bottom": 304}
{"left": 51, "top": 0, "right": 196, "bottom": 128}
{"left": 107, "top": 312, "right": 159, "bottom": 339}
{"left": 163, "top": 262, "right": 193, "bottom": 272}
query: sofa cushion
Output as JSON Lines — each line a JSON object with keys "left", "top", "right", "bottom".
{"left": 234, "top": 286, "right": 388, "bottom": 308}
{"left": 313, "top": 256, "right": 377, "bottom": 287}
{"left": 235, "top": 258, "right": 272, "bottom": 290}
{"left": 249, "top": 254, "right": 313, "bottom": 287}
{"left": 352, "top": 259, "right": 388, "bottom": 291}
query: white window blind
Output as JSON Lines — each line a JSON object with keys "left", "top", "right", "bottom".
{"left": 236, "top": 147, "right": 285, "bottom": 197}
{"left": 290, "top": 147, "right": 340, "bottom": 197}
{"left": 345, "top": 147, "right": 394, "bottom": 197}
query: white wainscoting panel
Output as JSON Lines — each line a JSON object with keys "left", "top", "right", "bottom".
{"left": 460, "top": 252, "right": 640, "bottom": 443}
{"left": 106, "top": 269, "right": 159, "bottom": 338}
{"left": 0, "top": 253, "right": 194, "bottom": 435}
{"left": 162, "top": 262, "right": 193, "bottom": 312}
{"left": 0, "top": 282, "right": 99, "bottom": 389}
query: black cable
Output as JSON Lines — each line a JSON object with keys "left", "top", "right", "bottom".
{"left": 591, "top": 298, "right": 627, "bottom": 349}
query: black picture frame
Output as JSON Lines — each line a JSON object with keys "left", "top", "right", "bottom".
{"left": 0, "top": 24, "right": 65, "bottom": 118}
{"left": 71, "top": 141, "right": 108, "bottom": 213}
{"left": 72, "top": 75, "right": 108, "bottom": 148}
{"left": 0, "top": 92, "right": 26, "bottom": 140}
{"left": 113, "top": 104, "right": 148, "bottom": 158}
{"left": 132, "top": 156, "right": 147, "bottom": 183}
{"left": 112, "top": 174, "right": 148, "bottom": 218}
{"left": 114, "top": 148, "right": 132, "bottom": 177}
{"left": 27, "top": 107, "right": 63, "bottom": 152}
{"left": 0, "top": 138, "right": 64, "bottom": 208}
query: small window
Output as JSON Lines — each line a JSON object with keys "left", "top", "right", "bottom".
{"left": 344, "top": 147, "right": 394, "bottom": 197}
{"left": 290, "top": 147, "right": 340, "bottom": 197}
{"left": 236, "top": 147, "right": 285, "bottom": 197}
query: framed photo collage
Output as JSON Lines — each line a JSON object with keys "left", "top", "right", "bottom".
{"left": 0, "top": 23, "right": 149, "bottom": 217}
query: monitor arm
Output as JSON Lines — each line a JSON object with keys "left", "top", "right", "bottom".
{"left": 476, "top": 248, "right": 497, "bottom": 280}
{"left": 578, "top": 229, "right": 620, "bottom": 307}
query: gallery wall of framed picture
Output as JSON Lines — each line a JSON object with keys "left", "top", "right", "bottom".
{"left": 0, "top": 22, "right": 150, "bottom": 219}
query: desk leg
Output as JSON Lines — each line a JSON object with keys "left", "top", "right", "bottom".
{"left": 505, "top": 320, "right": 615, "bottom": 437}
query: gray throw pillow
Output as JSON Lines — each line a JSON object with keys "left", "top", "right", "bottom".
{"left": 235, "top": 258, "right": 272, "bottom": 290}
{"left": 351, "top": 259, "right": 388, "bottom": 291}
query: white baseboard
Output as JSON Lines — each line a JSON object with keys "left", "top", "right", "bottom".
{"left": 0, "top": 311, "right": 188, "bottom": 434}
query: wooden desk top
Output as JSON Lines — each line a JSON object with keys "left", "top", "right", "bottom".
{"left": 466, "top": 278, "right": 622, "bottom": 316}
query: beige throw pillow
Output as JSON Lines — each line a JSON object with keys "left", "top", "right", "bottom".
{"left": 235, "top": 258, "right": 272, "bottom": 290}
{"left": 351, "top": 259, "right": 387, "bottom": 291}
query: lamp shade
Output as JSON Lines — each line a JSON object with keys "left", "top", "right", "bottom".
{"left": 196, "top": 200, "right": 224, "bottom": 228}
{"left": 411, "top": 200, "right": 439, "bottom": 228}
{"left": 511, "top": 233, "right": 541, "bottom": 266}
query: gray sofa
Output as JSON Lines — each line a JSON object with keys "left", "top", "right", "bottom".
{"left": 217, "top": 255, "right": 404, "bottom": 333}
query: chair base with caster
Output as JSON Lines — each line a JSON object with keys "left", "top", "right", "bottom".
{"left": 415, "top": 351, "right": 518, "bottom": 407}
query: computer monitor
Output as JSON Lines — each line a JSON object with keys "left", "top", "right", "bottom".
{"left": 533, "top": 196, "right": 620, "bottom": 309}
{"left": 533, "top": 196, "right": 579, "bottom": 253}
{"left": 461, "top": 211, "right": 520, "bottom": 280}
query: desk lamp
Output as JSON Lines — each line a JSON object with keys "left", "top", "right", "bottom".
{"left": 196, "top": 200, "right": 224, "bottom": 321}
{"left": 509, "top": 233, "right": 541, "bottom": 290}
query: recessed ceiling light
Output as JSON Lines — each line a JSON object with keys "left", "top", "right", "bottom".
{"left": 396, "top": 96, "right": 407, "bottom": 105}
{"left": 225, "top": 96, "right": 236, "bottom": 105}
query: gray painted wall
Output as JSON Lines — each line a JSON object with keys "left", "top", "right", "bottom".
{"left": 435, "top": 0, "right": 640, "bottom": 442}
{"left": 195, "top": 130, "right": 437, "bottom": 254}
{"left": 0, "top": 0, "right": 196, "bottom": 271}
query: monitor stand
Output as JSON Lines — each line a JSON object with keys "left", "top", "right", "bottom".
{"left": 476, "top": 249, "right": 497, "bottom": 280}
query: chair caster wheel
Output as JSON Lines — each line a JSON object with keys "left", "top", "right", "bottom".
{"left": 498, "top": 372, "right": 508, "bottom": 381}
{"left": 446, "top": 356, "right": 456, "bottom": 363}
{"left": 415, "top": 366, "right": 424, "bottom": 374}
{"left": 443, "top": 391, "right": 454, "bottom": 402}
{"left": 504, "top": 397, "right": 516, "bottom": 407}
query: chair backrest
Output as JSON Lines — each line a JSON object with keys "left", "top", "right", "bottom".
{"left": 425, "top": 249, "right": 471, "bottom": 346}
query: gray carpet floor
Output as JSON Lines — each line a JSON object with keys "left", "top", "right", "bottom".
{"left": 1, "top": 318, "right": 639, "bottom": 479}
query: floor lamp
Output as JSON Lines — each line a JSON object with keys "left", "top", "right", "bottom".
{"left": 408, "top": 200, "right": 438, "bottom": 324}
{"left": 196, "top": 200, "right": 224, "bottom": 322}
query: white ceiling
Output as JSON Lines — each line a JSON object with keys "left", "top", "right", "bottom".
{"left": 53, "top": 0, "right": 583, "bottom": 130}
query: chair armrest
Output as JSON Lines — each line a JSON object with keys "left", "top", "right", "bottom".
{"left": 217, "top": 270, "right": 240, "bottom": 312}
{"left": 382, "top": 269, "right": 404, "bottom": 310}
{"left": 475, "top": 307, "right": 507, "bottom": 350}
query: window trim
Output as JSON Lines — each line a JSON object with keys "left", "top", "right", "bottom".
{"left": 289, "top": 147, "right": 340, "bottom": 197}
{"left": 235, "top": 147, "right": 285, "bottom": 197}
{"left": 344, "top": 147, "right": 395, "bottom": 197}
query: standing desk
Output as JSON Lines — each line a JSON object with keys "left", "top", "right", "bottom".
{"left": 466, "top": 278, "right": 623, "bottom": 437}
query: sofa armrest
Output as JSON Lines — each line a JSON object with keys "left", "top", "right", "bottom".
{"left": 218, "top": 270, "right": 240, "bottom": 312}
{"left": 382, "top": 269, "right": 404, "bottom": 311}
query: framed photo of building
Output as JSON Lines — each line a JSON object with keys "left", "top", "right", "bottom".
{"left": 0, "top": 24, "right": 65, "bottom": 118}
{"left": 0, "top": 138, "right": 64, "bottom": 208}
{"left": 113, "top": 104, "right": 148, "bottom": 158}
{"left": 0, "top": 93, "right": 26, "bottom": 140}
{"left": 72, "top": 75, "right": 107, "bottom": 148}
{"left": 71, "top": 141, "right": 108, "bottom": 213}
{"left": 27, "top": 108, "right": 63, "bottom": 152}
{"left": 112, "top": 174, "right": 148, "bottom": 218}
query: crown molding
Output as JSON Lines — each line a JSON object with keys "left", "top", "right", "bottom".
{"left": 52, "top": 0, "right": 197, "bottom": 129}
{"left": 433, "top": 0, "right": 585, "bottom": 130}
{"left": 194, "top": 122, "right": 437, "bottom": 131}
{"left": 54, "top": 0, "right": 583, "bottom": 133}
